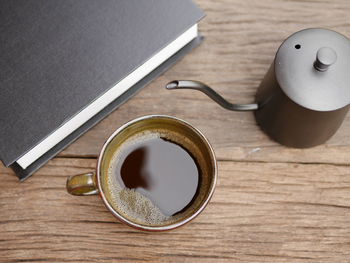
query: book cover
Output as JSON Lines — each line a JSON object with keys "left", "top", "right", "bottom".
{"left": 0, "top": 0, "right": 204, "bottom": 179}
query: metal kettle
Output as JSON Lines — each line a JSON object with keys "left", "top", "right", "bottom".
{"left": 166, "top": 28, "right": 350, "bottom": 148}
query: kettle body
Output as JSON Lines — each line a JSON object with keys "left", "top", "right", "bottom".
{"left": 255, "top": 64, "right": 350, "bottom": 148}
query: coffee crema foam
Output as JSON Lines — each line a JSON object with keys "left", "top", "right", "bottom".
{"left": 105, "top": 131, "right": 187, "bottom": 226}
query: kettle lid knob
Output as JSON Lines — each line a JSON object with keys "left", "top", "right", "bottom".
{"left": 314, "top": 47, "right": 337, "bottom": 72}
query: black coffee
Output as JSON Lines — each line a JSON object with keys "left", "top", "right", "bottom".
{"left": 113, "top": 136, "right": 200, "bottom": 217}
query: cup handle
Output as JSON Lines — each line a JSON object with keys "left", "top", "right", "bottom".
{"left": 66, "top": 172, "right": 99, "bottom": 196}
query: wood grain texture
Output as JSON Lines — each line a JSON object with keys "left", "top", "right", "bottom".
{"left": 1, "top": 158, "right": 350, "bottom": 262}
{"left": 1, "top": 0, "right": 350, "bottom": 262}
{"left": 56, "top": 0, "right": 350, "bottom": 165}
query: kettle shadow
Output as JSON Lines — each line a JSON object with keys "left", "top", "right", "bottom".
{"left": 120, "top": 147, "right": 151, "bottom": 190}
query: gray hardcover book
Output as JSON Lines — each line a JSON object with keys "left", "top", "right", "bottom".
{"left": 0, "top": 0, "right": 204, "bottom": 180}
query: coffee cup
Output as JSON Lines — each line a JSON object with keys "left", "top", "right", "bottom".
{"left": 66, "top": 115, "right": 217, "bottom": 231}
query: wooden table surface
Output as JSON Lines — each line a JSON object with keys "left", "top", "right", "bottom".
{"left": 1, "top": 0, "right": 350, "bottom": 262}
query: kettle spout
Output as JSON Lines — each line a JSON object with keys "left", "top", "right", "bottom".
{"left": 166, "top": 80, "right": 258, "bottom": 111}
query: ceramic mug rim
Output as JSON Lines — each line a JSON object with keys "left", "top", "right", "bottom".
{"left": 95, "top": 114, "right": 217, "bottom": 231}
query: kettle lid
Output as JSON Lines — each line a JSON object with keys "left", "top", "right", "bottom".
{"left": 275, "top": 28, "right": 350, "bottom": 111}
